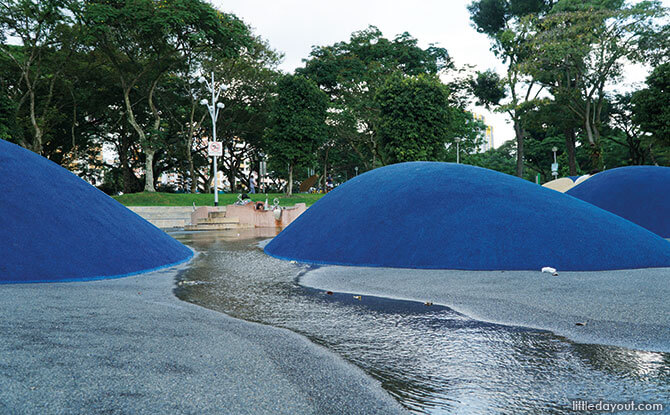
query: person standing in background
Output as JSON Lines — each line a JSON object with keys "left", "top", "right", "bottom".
{"left": 250, "top": 173, "right": 256, "bottom": 194}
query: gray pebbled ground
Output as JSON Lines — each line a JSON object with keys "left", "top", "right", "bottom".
{"left": 300, "top": 266, "right": 670, "bottom": 353}
{"left": 0, "top": 262, "right": 405, "bottom": 415}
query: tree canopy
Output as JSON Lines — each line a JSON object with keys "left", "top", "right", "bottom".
{"left": 1, "top": 1, "right": 668, "bottom": 197}
{"left": 264, "top": 74, "right": 329, "bottom": 195}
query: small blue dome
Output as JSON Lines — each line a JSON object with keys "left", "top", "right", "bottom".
{"left": 0, "top": 139, "right": 192, "bottom": 283}
{"left": 567, "top": 166, "right": 670, "bottom": 238}
{"left": 265, "top": 162, "right": 670, "bottom": 271}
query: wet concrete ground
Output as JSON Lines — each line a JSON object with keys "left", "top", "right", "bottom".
{"left": 174, "top": 231, "right": 670, "bottom": 414}
{"left": 0, "top": 257, "right": 404, "bottom": 415}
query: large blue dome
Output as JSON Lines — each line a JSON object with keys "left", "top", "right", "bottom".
{"left": 0, "top": 139, "right": 192, "bottom": 283}
{"left": 265, "top": 162, "right": 670, "bottom": 271}
{"left": 566, "top": 166, "right": 670, "bottom": 238}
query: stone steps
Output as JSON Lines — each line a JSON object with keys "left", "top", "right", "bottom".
{"left": 128, "top": 206, "right": 193, "bottom": 213}
{"left": 196, "top": 217, "right": 240, "bottom": 225}
{"left": 184, "top": 222, "right": 252, "bottom": 231}
{"left": 151, "top": 219, "right": 188, "bottom": 228}
{"left": 127, "top": 206, "right": 194, "bottom": 229}
{"left": 185, "top": 206, "right": 251, "bottom": 231}
{"left": 209, "top": 210, "right": 228, "bottom": 218}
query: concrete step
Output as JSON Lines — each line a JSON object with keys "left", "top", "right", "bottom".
{"left": 128, "top": 206, "right": 193, "bottom": 213}
{"left": 197, "top": 217, "right": 240, "bottom": 225}
{"left": 209, "top": 210, "right": 228, "bottom": 218}
{"left": 184, "top": 223, "right": 252, "bottom": 231}
{"left": 127, "top": 206, "right": 194, "bottom": 228}
{"left": 149, "top": 219, "right": 188, "bottom": 228}
{"left": 132, "top": 212, "right": 193, "bottom": 219}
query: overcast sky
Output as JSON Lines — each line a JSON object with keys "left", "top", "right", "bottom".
{"left": 212, "top": 0, "right": 667, "bottom": 148}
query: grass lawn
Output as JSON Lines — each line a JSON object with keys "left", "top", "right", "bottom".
{"left": 113, "top": 192, "right": 325, "bottom": 207}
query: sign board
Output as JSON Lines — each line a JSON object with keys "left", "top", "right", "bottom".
{"left": 208, "top": 141, "right": 222, "bottom": 157}
{"left": 551, "top": 163, "right": 559, "bottom": 173}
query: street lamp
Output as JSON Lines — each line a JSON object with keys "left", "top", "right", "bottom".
{"left": 198, "top": 72, "right": 227, "bottom": 206}
{"left": 551, "top": 146, "right": 559, "bottom": 179}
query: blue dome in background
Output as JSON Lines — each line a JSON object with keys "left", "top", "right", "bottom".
{"left": 265, "top": 162, "right": 670, "bottom": 271}
{"left": 0, "top": 139, "right": 192, "bottom": 283}
{"left": 567, "top": 166, "right": 670, "bottom": 238}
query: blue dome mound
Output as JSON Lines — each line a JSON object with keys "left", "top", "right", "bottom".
{"left": 566, "top": 166, "right": 670, "bottom": 238}
{"left": 265, "top": 162, "right": 670, "bottom": 271}
{"left": 0, "top": 139, "right": 192, "bottom": 283}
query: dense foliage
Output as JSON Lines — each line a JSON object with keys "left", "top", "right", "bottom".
{"left": 0, "top": 0, "right": 667, "bottom": 196}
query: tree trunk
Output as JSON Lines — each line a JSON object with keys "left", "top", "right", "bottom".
{"left": 648, "top": 143, "right": 659, "bottom": 166}
{"left": 564, "top": 128, "right": 577, "bottom": 176}
{"left": 323, "top": 147, "right": 330, "bottom": 192}
{"left": 144, "top": 148, "right": 156, "bottom": 192}
{"left": 117, "top": 134, "right": 139, "bottom": 194}
{"left": 227, "top": 169, "right": 236, "bottom": 193}
{"left": 28, "top": 88, "right": 43, "bottom": 154}
{"left": 187, "top": 144, "right": 196, "bottom": 193}
{"left": 144, "top": 78, "right": 163, "bottom": 193}
{"left": 514, "top": 122, "right": 524, "bottom": 178}
{"left": 186, "top": 106, "right": 205, "bottom": 193}
{"left": 584, "top": 101, "right": 595, "bottom": 145}
{"left": 122, "top": 85, "right": 153, "bottom": 191}
{"left": 287, "top": 163, "right": 294, "bottom": 196}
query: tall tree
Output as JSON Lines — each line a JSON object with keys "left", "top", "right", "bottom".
{"left": 298, "top": 26, "right": 451, "bottom": 169}
{"left": 81, "top": 0, "right": 251, "bottom": 191}
{"left": 375, "top": 75, "right": 456, "bottom": 164}
{"left": 632, "top": 62, "right": 670, "bottom": 164}
{"left": 604, "top": 93, "right": 650, "bottom": 166}
{"left": 0, "top": 0, "right": 76, "bottom": 154}
{"left": 265, "top": 75, "right": 328, "bottom": 196}
{"left": 468, "top": 0, "right": 554, "bottom": 177}
{"left": 208, "top": 36, "right": 282, "bottom": 193}
{"left": 521, "top": 0, "right": 667, "bottom": 168}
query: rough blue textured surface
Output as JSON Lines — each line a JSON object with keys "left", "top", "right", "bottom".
{"left": 265, "top": 162, "right": 670, "bottom": 271}
{"left": 0, "top": 139, "right": 193, "bottom": 283}
{"left": 567, "top": 166, "right": 670, "bottom": 238}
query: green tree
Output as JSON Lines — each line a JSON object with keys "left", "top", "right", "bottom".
{"left": 375, "top": 75, "right": 456, "bottom": 163}
{"left": 632, "top": 62, "right": 670, "bottom": 163}
{"left": 81, "top": 0, "right": 251, "bottom": 191}
{"left": 468, "top": 0, "right": 553, "bottom": 177}
{"left": 521, "top": 0, "right": 667, "bottom": 168}
{"left": 0, "top": 0, "right": 77, "bottom": 154}
{"left": 602, "top": 93, "right": 651, "bottom": 166}
{"left": 298, "top": 26, "right": 451, "bottom": 169}
{"left": 209, "top": 37, "right": 283, "bottom": 192}
{"left": 464, "top": 139, "right": 517, "bottom": 176}
{"left": 265, "top": 75, "right": 328, "bottom": 196}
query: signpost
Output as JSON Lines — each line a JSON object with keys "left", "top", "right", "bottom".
{"left": 199, "top": 72, "right": 227, "bottom": 206}
{"left": 208, "top": 141, "right": 223, "bottom": 206}
{"left": 551, "top": 146, "right": 559, "bottom": 180}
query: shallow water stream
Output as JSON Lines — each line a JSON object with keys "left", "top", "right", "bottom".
{"left": 172, "top": 230, "right": 670, "bottom": 414}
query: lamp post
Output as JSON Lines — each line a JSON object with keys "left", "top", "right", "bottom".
{"left": 198, "top": 72, "right": 227, "bottom": 206}
{"left": 551, "top": 146, "right": 559, "bottom": 179}
{"left": 444, "top": 140, "right": 461, "bottom": 164}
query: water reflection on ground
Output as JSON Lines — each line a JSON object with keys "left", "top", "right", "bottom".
{"left": 172, "top": 231, "right": 670, "bottom": 414}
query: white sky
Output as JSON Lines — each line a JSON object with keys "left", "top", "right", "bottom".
{"left": 212, "top": 0, "right": 668, "bottom": 148}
